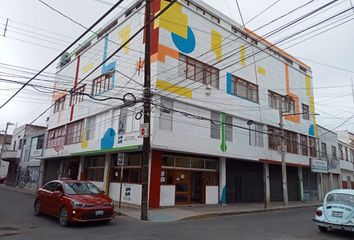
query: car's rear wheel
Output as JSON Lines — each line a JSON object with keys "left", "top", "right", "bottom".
{"left": 34, "top": 200, "right": 41, "bottom": 216}
{"left": 59, "top": 207, "right": 69, "bottom": 226}
{"left": 318, "top": 226, "right": 328, "bottom": 232}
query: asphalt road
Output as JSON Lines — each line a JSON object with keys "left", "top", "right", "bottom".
{"left": 0, "top": 187, "right": 353, "bottom": 240}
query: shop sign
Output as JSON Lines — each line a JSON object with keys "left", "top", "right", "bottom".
{"left": 311, "top": 159, "right": 328, "bottom": 173}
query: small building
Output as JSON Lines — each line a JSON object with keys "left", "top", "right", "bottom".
{"left": 0, "top": 133, "right": 12, "bottom": 177}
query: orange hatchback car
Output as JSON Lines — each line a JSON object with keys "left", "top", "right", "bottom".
{"left": 34, "top": 180, "right": 115, "bottom": 226}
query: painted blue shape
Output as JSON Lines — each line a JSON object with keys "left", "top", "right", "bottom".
{"left": 226, "top": 72, "right": 232, "bottom": 95}
{"left": 219, "top": 186, "right": 227, "bottom": 205}
{"left": 171, "top": 26, "right": 196, "bottom": 54}
{"left": 102, "top": 35, "right": 116, "bottom": 87}
{"left": 101, "top": 128, "right": 116, "bottom": 149}
{"left": 308, "top": 124, "right": 315, "bottom": 136}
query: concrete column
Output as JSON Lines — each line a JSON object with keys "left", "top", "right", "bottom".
{"left": 298, "top": 167, "right": 304, "bottom": 201}
{"left": 103, "top": 153, "right": 111, "bottom": 193}
{"left": 219, "top": 157, "right": 226, "bottom": 205}
{"left": 77, "top": 156, "right": 85, "bottom": 181}
{"left": 264, "top": 163, "right": 270, "bottom": 207}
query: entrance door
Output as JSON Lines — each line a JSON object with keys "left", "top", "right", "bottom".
{"left": 190, "top": 172, "right": 205, "bottom": 203}
{"left": 175, "top": 171, "right": 190, "bottom": 204}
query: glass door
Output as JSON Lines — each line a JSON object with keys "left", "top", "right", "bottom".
{"left": 175, "top": 171, "right": 190, "bottom": 204}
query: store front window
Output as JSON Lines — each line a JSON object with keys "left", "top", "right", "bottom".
{"left": 161, "top": 154, "right": 218, "bottom": 204}
{"left": 110, "top": 153, "right": 142, "bottom": 184}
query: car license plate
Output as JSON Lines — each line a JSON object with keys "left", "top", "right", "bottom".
{"left": 95, "top": 210, "right": 104, "bottom": 216}
{"left": 332, "top": 211, "right": 343, "bottom": 218}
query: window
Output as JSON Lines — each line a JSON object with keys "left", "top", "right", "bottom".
{"left": 285, "top": 130, "right": 298, "bottom": 154}
{"left": 210, "top": 112, "right": 220, "bottom": 139}
{"left": 110, "top": 154, "right": 142, "bottom": 184}
{"left": 345, "top": 147, "right": 349, "bottom": 161}
{"left": 86, "top": 115, "right": 96, "bottom": 140}
{"left": 47, "top": 126, "right": 66, "bottom": 148}
{"left": 159, "top": 97, "right": 173, "bottom": 131}
{"left": 85, "top": 155, "right": 105, "bottom": 182}
{"left": 339, "top": 144, "right": 343, "bottom": 159}
{"left": 321, "top": 142, "right": 327, "bottom": 158}
{"left": 13, "top": 141, "right": 16, "bottom": 151}
{"left": 268, "top": 126, "right": 280, "bottom": 150}
{"left": 179, "top": 54, "right": 219, "bottom": 89}
{"left": 161, "top": 155, "right": 218, "bottom": 171}
{"left": 225, "top": 115, "right": 233, "bottom": 142}
{"left": 65, "top": 120, "right": 84, "bottom": 145}
{"left": 92, "top": 72, "right": 113, "bottom": 96}
{"left": 309, "top": 137, "right": 316, "bottom": 157}
{"left": 250, "top": 123, "right": 264, "bottom": 147}
{"left": 54, "top": 96, "right": 65, "bottom": 113}
{"left": 288, "top": 98, "right": 295, "bottom": 115}
{"left": 36, "top": 135, "right": 44, "bottom": 149}
{"left": 268, "top": 91, "right": 293, "bottom": 112}
{"left": 118, "top": 108, "right": 128, "bottom": 135}
{"left": 70, "top": 84, "right": 86, "bottom": 106}
{"left": 231, "top": 75, "right": 259, "bottom": 102}
{"left": 43, "top": 182, "right": 58, "bottom": 192}
{"left": 18, "top": 139, "right": 23, "bottom": 150}
{"left": 302, "top": 104, "right": 310, "bottom": 120}
{"left": 331, "top": 146, "right": 337, "bottom": 159}
{"left": 300, "top": 134, "right": 308, "bottom": 156}
{"left": 268, "top": 91, "right": 282, "bottom": 110}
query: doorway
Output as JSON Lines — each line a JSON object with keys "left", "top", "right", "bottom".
{"left": 190, "top": 172, "right": 205, "bottom": 203}
{"left": 174, "top": 171, "right": 206, "bottom": 204}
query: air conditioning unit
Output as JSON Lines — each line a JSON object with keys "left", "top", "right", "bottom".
{"left": 59, "top": 52, "right": 71, "bottom": 68}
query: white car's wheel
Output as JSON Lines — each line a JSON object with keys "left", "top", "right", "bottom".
{"left": 318, "top": 226, "right": 328, "bottom": 232}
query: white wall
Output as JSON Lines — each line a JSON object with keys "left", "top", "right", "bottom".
{"left": 109, "top": 182, "right": 142, "bottom": 206}
{"left": 160, "top": 185, "right": 175, "bottom": 207}
{"left": 205, "top": 186, "right": 218, "bottom": 204}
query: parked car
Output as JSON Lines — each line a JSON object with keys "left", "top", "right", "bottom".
{"left": 313, "top": 189, "right": 354, "bottom": 232}
{"left": 34, "top": 180, "right": 114, "bottom": 226}
{"left": 0, "top": 176, "right": 6, "bottom": 184}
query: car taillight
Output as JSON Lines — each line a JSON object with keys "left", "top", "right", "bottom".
{"left": 315, "top": 209, "right": 323, "bottom": 217}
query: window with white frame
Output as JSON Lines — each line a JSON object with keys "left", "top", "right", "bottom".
{"left": 225, "top": 115, "right": 233, "bottom": 142}
{"left": 331, "top": 146, "right": 337, "bottom": 159}
{"left": 159, "top": 97, "right": 173, "bottom": 131}
{"left": 210, "top": 111, "right": 220, "bottom": 139}
{"left": 92, "top": 72, "right": 113, "bottom": 96}
{"left": 339, "top": 144, "right": 343, "bottom": 159}
{"left": 54, "top": 96, "right": 65, "bottom": 113}
{"left": 250, "top": 123, "right": 264, "bottom": 147}
{"left": 231, "top": 75, "right": 259, "bottom": 102}
{"left": 321, "top": 142, "right": 327, "bottom": 158}
{"left": 179, "top": 54, "right": 219, "bottom": 89}
{"left": 86, "top": 115, "right": 96, "bottom": 140}
{"left": 302, "top": 104, "right": 310, "bottom": 120}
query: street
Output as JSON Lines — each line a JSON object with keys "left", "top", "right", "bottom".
{"left": 0, "top": 188, "right": 353, "bottom": 240}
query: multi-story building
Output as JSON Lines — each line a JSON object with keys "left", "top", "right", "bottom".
{"left": 316, "top": 125, "right": 341, "bottom": 198}
{"left": 16, "top": 130, "right": 46, "bottom": 191}
{"left": 43, "top": 0, "right": 319, "bottom": 207}
{"left": 0, "top": 133, "right": 12, "bottom": 177}
{"left": 1, "top": 124, "right": 46, "bottom": 186}
{"left": 336, "top": 130, "right": 354, "bottom": 189}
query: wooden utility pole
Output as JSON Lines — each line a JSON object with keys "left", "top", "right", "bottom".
{"left": 141, "top": 0, "right": 151, "bottom": 221}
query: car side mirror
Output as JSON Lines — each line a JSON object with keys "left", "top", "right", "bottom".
{"left": 53, "top": 190, "right": 62, "bottom": 196}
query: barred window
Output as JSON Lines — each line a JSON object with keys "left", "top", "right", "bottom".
{"left": 47, "top": 126, "right": 66, "bottom": 148}
{"left": 70, "top": 84, "right": 86, "bottom": 106}
{"left": 231, "top": 75, "right": 259, "bottom": 102}
{"left": 300, "top": 134, "right": 308, "bottom": 156}
{"left": 92, "top": 72, "right": 113, "bottom": 96}
{"left": 54, "top": 96, "right": 66, "bottom": 113}
{"left": 65, "top": 119, "right": 84, "bottom": 145}
{"left": 285, "top": 130, "right": 298, "bottom": 154}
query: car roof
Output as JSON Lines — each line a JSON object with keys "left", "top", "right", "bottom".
{"left": 47, "top": 179, "right": 90, "bottom": 184}
{"left": 326, "top": 189, "right": 354, "bottom": 195}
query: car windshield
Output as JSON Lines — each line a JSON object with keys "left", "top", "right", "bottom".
{"left": 326, "top": 193, "right": 354, "bottom": 207}
{"left": 63, "top": 182, "right": 102, "bottom": 195}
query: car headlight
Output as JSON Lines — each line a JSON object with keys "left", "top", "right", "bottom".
{"left": 71, "top": 200, "right": 85, "bottom": 208}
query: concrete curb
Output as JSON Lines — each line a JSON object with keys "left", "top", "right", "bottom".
{"left": 181, "top": 203, "right": 321, "bottom": 221}
{"left": 0, "top": 185, "right": 36, "bottom": 196}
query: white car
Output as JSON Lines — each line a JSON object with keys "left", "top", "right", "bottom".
{"left": 314, "top": 189, "right": 354, "bottom": 232}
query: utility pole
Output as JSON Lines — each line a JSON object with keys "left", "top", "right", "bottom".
{"left": 141, "top": 0, "right": 151, "bottom": 221}
{"left": 279, "top": 97, "right": 288, "bottom": 206}
{"left": 0, "top": 122, "right": 14, "bottom": 172}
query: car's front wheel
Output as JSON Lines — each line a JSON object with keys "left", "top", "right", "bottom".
{"left": 318, "top": 226, "right": 328, "bottom": 232}
{"left": 34, "top": 200, "right": 41, "bottom": 216}
{"left": 59, "top": 207, "right": 69, "bottom": 226}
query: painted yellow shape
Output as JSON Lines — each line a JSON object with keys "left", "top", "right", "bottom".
{"left": 119, "top": 24, "right": 131, "bottom": 54}
{"left": 306, "top": 75, "right": 317, "bottom": 135}
{"left": 257, "top": 66, "right": 266, "bottom": 76}
{"left": 81, "top": 63, "right": 94, "bottom": 74}
{"left": 211, "top": 30, "right": 222, "bottom": 62}
{"left": 156, "top": 79, "right": 192, "bottom": 99}
{"left": 81, "top": 130, "right": 88, "bottom": 149}
{"left": 240, "top": 45, "right": 246, "bottom": 66}
{"left": 155, "top": 2, "right": 188, "bottom": 38}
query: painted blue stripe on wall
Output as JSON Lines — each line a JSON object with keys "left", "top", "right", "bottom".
{"left": 226, "top": 72, "right": 232, "bottom": 95}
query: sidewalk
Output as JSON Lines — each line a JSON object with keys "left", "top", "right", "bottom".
{"left": 0, "top": 184, "right": 36, "bottom": 196}
{"left": 116, "top": 201, "right": 321, "bottom": 222}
